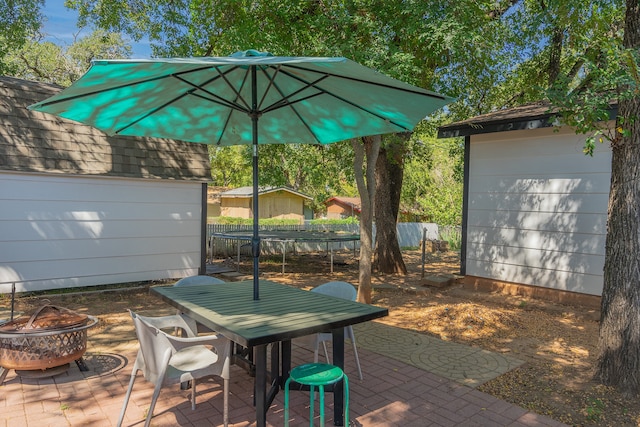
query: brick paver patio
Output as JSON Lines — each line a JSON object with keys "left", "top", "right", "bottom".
{"left": 0, "top": 317, "right": 567, "bottom": 427}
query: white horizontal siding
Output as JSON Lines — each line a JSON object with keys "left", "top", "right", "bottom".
{"left": 0, "top": 172, "right": 203, "bottom": 293}
{"left": 466, "top": 126, "right": 611, "bottom": 296}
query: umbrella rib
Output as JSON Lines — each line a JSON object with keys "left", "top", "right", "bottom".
{"left": 32, "top": 66, "right": 218, "bottom": 108}
{"left": 114, "top": 91, "right": 193, "bottom": 135}
{"left": 284, "top": 63, "right": 448, "bottom": 100}
{"left": 267, "top": 68, "right": 415, "bottom": 132}
{"left": 256, "top": 65, "right": 283, "bottom": 112}
{"left": 215, "top": 67, "right": 251, "bottom": 145}
{"left": 255, "top": 67, "right": 327, "bottom": 143}
{"left": 171, "top": 67, "right": 252, "bottom": 112}
{"left": 259, "top": 72, "right": 328, "bottom": 114}
{"left": 213, "top": 65, "right": 252, "bottom": 112}
{"left": 188, "top": 91, "right": 248, "bottom": 113}
{"left": 172, "top": 67, "right": 252, "bottom": 146}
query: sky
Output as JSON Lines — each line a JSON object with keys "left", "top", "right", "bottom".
{"left": 41, "top": 1, "right": 152, "bottom": 58}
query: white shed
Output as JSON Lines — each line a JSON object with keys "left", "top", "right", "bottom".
{"left": 0, "top": 76, "right": 211, "bottom": 293}
{"left": 438, "top": 102, "right": 615, "bottom": 306}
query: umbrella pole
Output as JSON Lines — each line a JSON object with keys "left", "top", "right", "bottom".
{"left": 251, "top": 65, "right": 260, "bottom": 301}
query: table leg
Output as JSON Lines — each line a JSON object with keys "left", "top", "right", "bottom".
{"left": 255, "top": 344, "right": 267, "bottom": 427}
{"left": 332, "top": 328, "right": 345, "bottom": 426}
{"left": 266, "top": 343, "right": 281, "bottom": 405}
{"left": 281, "top": 339, "right": 292, "bottom": 387}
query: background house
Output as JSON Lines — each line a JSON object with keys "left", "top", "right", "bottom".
{"left": 219, "top": 186, "right": 311, "bottom": 222}
{"left": 324, "top": 196, "right": 361, "bottom": 219}
{"left": 0, "top": 76, "right": 211, "bottom": 293}
{"left": 438, "top": 102, "right": 614, "bottom": 305}
{"left": 206, "top": 186, "right": 228, "bottom": 221}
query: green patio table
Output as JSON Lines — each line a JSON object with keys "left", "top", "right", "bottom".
{"left": 151, "top": 279, "right": 388, "bottom": 426}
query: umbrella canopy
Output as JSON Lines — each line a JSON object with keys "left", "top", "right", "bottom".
{"left": 29, "top": 50, "right": 453, "bottom": 299}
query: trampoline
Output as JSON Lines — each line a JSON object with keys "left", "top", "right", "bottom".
{"left": 209, "top": 230, "right": 360, "bottom": 273}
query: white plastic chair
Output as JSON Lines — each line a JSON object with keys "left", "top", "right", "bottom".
{"left": 174, "top": 275, "right": 225, "bottom": 333}
{"left": 311, "top": 281, "right": 363, "bottom": 380}
{"left": 173, "top": 275, "right": 251, "bottom": 368}
{"left": 117, "top": 310, "right": 231, "bottom": 427}
{"left": 174, "top": 275, "right": 226, "bottom": 286}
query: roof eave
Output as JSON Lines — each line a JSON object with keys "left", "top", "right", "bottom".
{"left": 437, "top": 104, "right": 618, "bottom": 139}
{"left": 437, "top": 116, "right": 555, "bottom": 138}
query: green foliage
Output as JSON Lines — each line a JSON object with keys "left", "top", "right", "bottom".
{"left": 62, "top": 0, "right": 629, "bottom": 228}
{"left": 401, "top": 128, "right": 463, "bottom": 225}
{"left": 4, "top": 29, "right": 131, "bottom": 86}
{"left": 209, "top": 142, "right": 356, "bottom": 216}
{"left": 209, "top": 145, "right": 252, "bottom": 187}
{"left": 0, "top": 2, "right": 132, "bottom": 85}
{"left": 439, "top": 226, "right": 462, "bottom": 251}
{"left": 257, "top": 142, "right": 356, "bottom": 214}
{"left": 0, "top": 0, "right": 44, "bottom": 74}
{"left": 584, "top": 397, "right": 606, "bottom": 422}
{"left": 548, "top": 37, "right": 637, "bottom": 155}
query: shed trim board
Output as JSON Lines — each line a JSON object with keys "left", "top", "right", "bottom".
{"left": 221, "top": 186, "right": 312, "bottom": 200}
{"left": 460, "top": 125, "right": 611, "bottom": 296}
{"left": 0, "top": 171, "right": 203, "bottom": 293}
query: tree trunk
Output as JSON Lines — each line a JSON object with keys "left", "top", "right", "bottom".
{"left": 373, "top": 139, "right": 407, "bottom": 274}
{"left": 596, "top": 0, "right": 640, "bottom": 397}
{"left": 352, "top": 135, "right": 380, "bottom": 304}
{"left": 548, "top": 26, "right": 564, "bottom": 87}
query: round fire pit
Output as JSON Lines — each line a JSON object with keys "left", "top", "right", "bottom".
{"left": 0, "top": 304, "right": 98, "bottom": 376}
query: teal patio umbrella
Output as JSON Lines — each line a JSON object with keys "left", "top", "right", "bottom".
{"left": 29, "top": 50, "right": 452, "bottom": 300}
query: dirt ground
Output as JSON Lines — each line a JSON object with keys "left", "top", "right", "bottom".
{"left": 3, "top": 249, "right": 639, "bottom": 426}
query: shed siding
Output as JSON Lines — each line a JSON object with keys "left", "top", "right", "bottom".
{"left": 467, "top": 126, "right": 611, "bottom": 296}
{"left": 219, "top": 191, "right": 307, "bottom": 221}
{"left": 0, "top": 172, "right": 202, "bottom": 293}
{"left": 220, "top": 198, "right": 252, "bottom": 218}
{"left": 326, "top": 202, "right": 357, "bottom": 219}
{"left": 261, "top": 193, "right": 304, "bottom": 221}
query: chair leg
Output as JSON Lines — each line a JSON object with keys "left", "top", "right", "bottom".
{"left": 318, "top": 385, "right": 325, "bottom": 426}
{"left": 351, "top": 339, "right": 363, "bottom": 381}
{"left": 284, "top": 377, "right": 292, "bottom": 427}
{"left": 343, "top": 374, "right": 350, "bottom": 426}
{"left": 310, "top": 385, "right": 315, "bottom": 426}
{"left": 116, "top": 373, "right": 137, "bottom": 427}
{"left": 191, "top": 379, "right": 197, "bottom": 410}
{"left": 144, "top": 381, "right": 164, "bottom": 427}
{"left": 322, "top": 341, "right": 330, "bottom": 362}
{"left": 223, "top": 378, "right": 229, "bottom": 427}
{"left": 313, "top": 345, "right": 320, "bottom": 363}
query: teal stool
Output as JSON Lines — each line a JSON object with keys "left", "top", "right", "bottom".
{"left": 284, "top": 363, "right": 349, "bottom": 426}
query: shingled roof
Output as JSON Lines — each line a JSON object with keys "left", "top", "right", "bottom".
{"left": 437, "top": 102, "right": 558, "bottom": 138}
{"left": 437, "top": 101, "right": 618, "bottom": 138}
{"left": 0, "top": 76, "right": 211, "bottom": 180}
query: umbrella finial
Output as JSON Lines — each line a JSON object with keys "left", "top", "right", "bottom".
{"left": 231, "top": 50, "right": 273, "bottom": 58}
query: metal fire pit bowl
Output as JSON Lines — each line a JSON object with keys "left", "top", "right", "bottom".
{"left": 0, "top": 304, "right": 98, "bottom": 382}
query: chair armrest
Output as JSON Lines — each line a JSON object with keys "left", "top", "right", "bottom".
{"left": 135, "top": 312, "right": 198, "bottom": 337}
{"left": 166, "top": 332, "right": 231, "bottom": 352}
